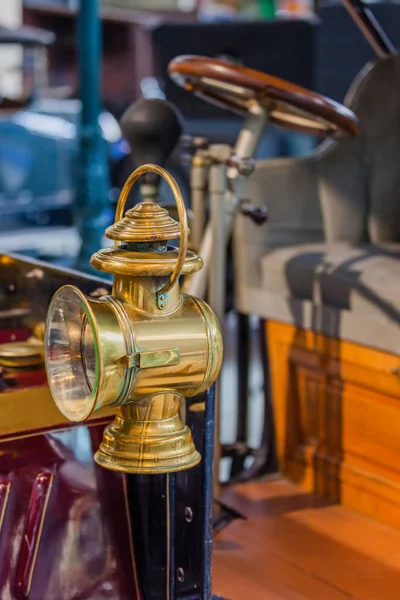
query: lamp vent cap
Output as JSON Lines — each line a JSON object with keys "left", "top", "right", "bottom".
{"left": 105, "top": 201, "right": 181, "bottom": 243}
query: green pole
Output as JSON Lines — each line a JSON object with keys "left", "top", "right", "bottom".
{"left": 258, "top": 0, "right": 276, "bottom": 19}
{"left": 75, "top": 0, "right": 111, "bottom": 272}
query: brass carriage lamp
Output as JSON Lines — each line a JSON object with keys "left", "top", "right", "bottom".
{"left": 44, "top": 164, "right": 223, "bottom": 474}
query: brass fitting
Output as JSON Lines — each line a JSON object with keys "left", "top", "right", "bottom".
{"left": 44, "top": 164, "right": 223, "bottom": 474}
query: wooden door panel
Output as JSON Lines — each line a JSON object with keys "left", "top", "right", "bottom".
{"left": 267, "top": 320, "right": 400, "bottom": 530}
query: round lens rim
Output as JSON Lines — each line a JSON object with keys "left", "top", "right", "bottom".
{"left": 44, "top": 285, "right": 101, "bottom": 422}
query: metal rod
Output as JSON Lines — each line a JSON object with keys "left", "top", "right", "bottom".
{"left": 227, "top": 318, "right": 277, "bottom": 484}
{"left": 202, "top": 385, "right": 216, "bottom": 600}
{"left": 258, "top": 318, "right": 277, "bottom": 475}
{"left": 76, "top": 0, "right": 111, "bottom": 271}
{"left": 190, "top": 153, "right": 209, "bottom": 251}
{"left": 79, "top": 0, "right": 101, "bottom": 126}
{"left": 208, "top": 160, "right": 228, "bottom": 502}
{"left": 183, "top": 144, "right": 232, "bottom": 299}
{"left": 236, "top": 313, "right": 250, "bottom": 444}
{"left": 209, "top": 161, "right": 228, "bottom": 324}
{"left": 182, "top": 222, "right": 212, "bottom": 297}
{"left": 229, "top": 312, "right": 250, "bottom": 479}
{"left": 341, "top": 0, "right": 396, "bottom": 58}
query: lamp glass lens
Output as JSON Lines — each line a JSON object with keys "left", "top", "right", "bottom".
{"left": 45, "top": 287, "right": 98, "bottom": 420}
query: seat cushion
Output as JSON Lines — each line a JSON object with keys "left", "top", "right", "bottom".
{"left": 258, "top": 242, "right": 400, "bottom": 353}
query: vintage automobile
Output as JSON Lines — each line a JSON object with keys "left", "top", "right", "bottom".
{"left": 0, "top": 164, "right": 224, "bottom": 600}
{"left": 3, "top": 1, "right": 400, "bottom": 598}
{"left": 168, "top": 0, "right": 400, "bottom": 532}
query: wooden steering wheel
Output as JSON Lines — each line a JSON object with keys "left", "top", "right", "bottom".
{"left": 168, "top": 55, "right": 360, "bottom": 138}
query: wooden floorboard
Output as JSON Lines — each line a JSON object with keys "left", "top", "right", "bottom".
{"left": 213, "top": 477, "right": 400, "bottom": 600}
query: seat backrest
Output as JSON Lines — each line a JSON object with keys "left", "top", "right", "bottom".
{"left": 318, "top": 53, "right": 400, "bottom": 243}
{"left": 314, "top": 3, "right": 400, "bottom": 243}
{"left": 351, "top": 54, "right": 400, "bottom": 243}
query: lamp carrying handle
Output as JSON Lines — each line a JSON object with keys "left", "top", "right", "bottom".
{"left": 114, "top": 164, "right": 188, "bottom": 306}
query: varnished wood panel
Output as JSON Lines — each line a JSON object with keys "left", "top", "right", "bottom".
{"left": 213, "top": 478, "right": 400, "bottom": 600}
{"left": 266, "top": 320, "right": 400, "bottom": 530}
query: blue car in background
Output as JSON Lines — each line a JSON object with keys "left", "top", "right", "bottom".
{"left": 0, "top": 97, "right": 127, "bottom": 226}
{"left": 0, "top": 24, "right": 130, "bottom": 260}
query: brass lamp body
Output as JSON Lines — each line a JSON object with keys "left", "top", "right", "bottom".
{"left": 44, "top": 165, "right": 223, "bottom": 474}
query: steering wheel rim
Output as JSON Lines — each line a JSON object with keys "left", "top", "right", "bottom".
{"left": 168, "top": 55, "right": 360, "bottom": 139}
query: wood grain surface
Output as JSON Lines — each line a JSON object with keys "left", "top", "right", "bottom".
{"left": 266, "top": 320, "right": 400, "bottom": 531}
{"left": 213, "top": 477, "right": 400, "bottom": 600}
